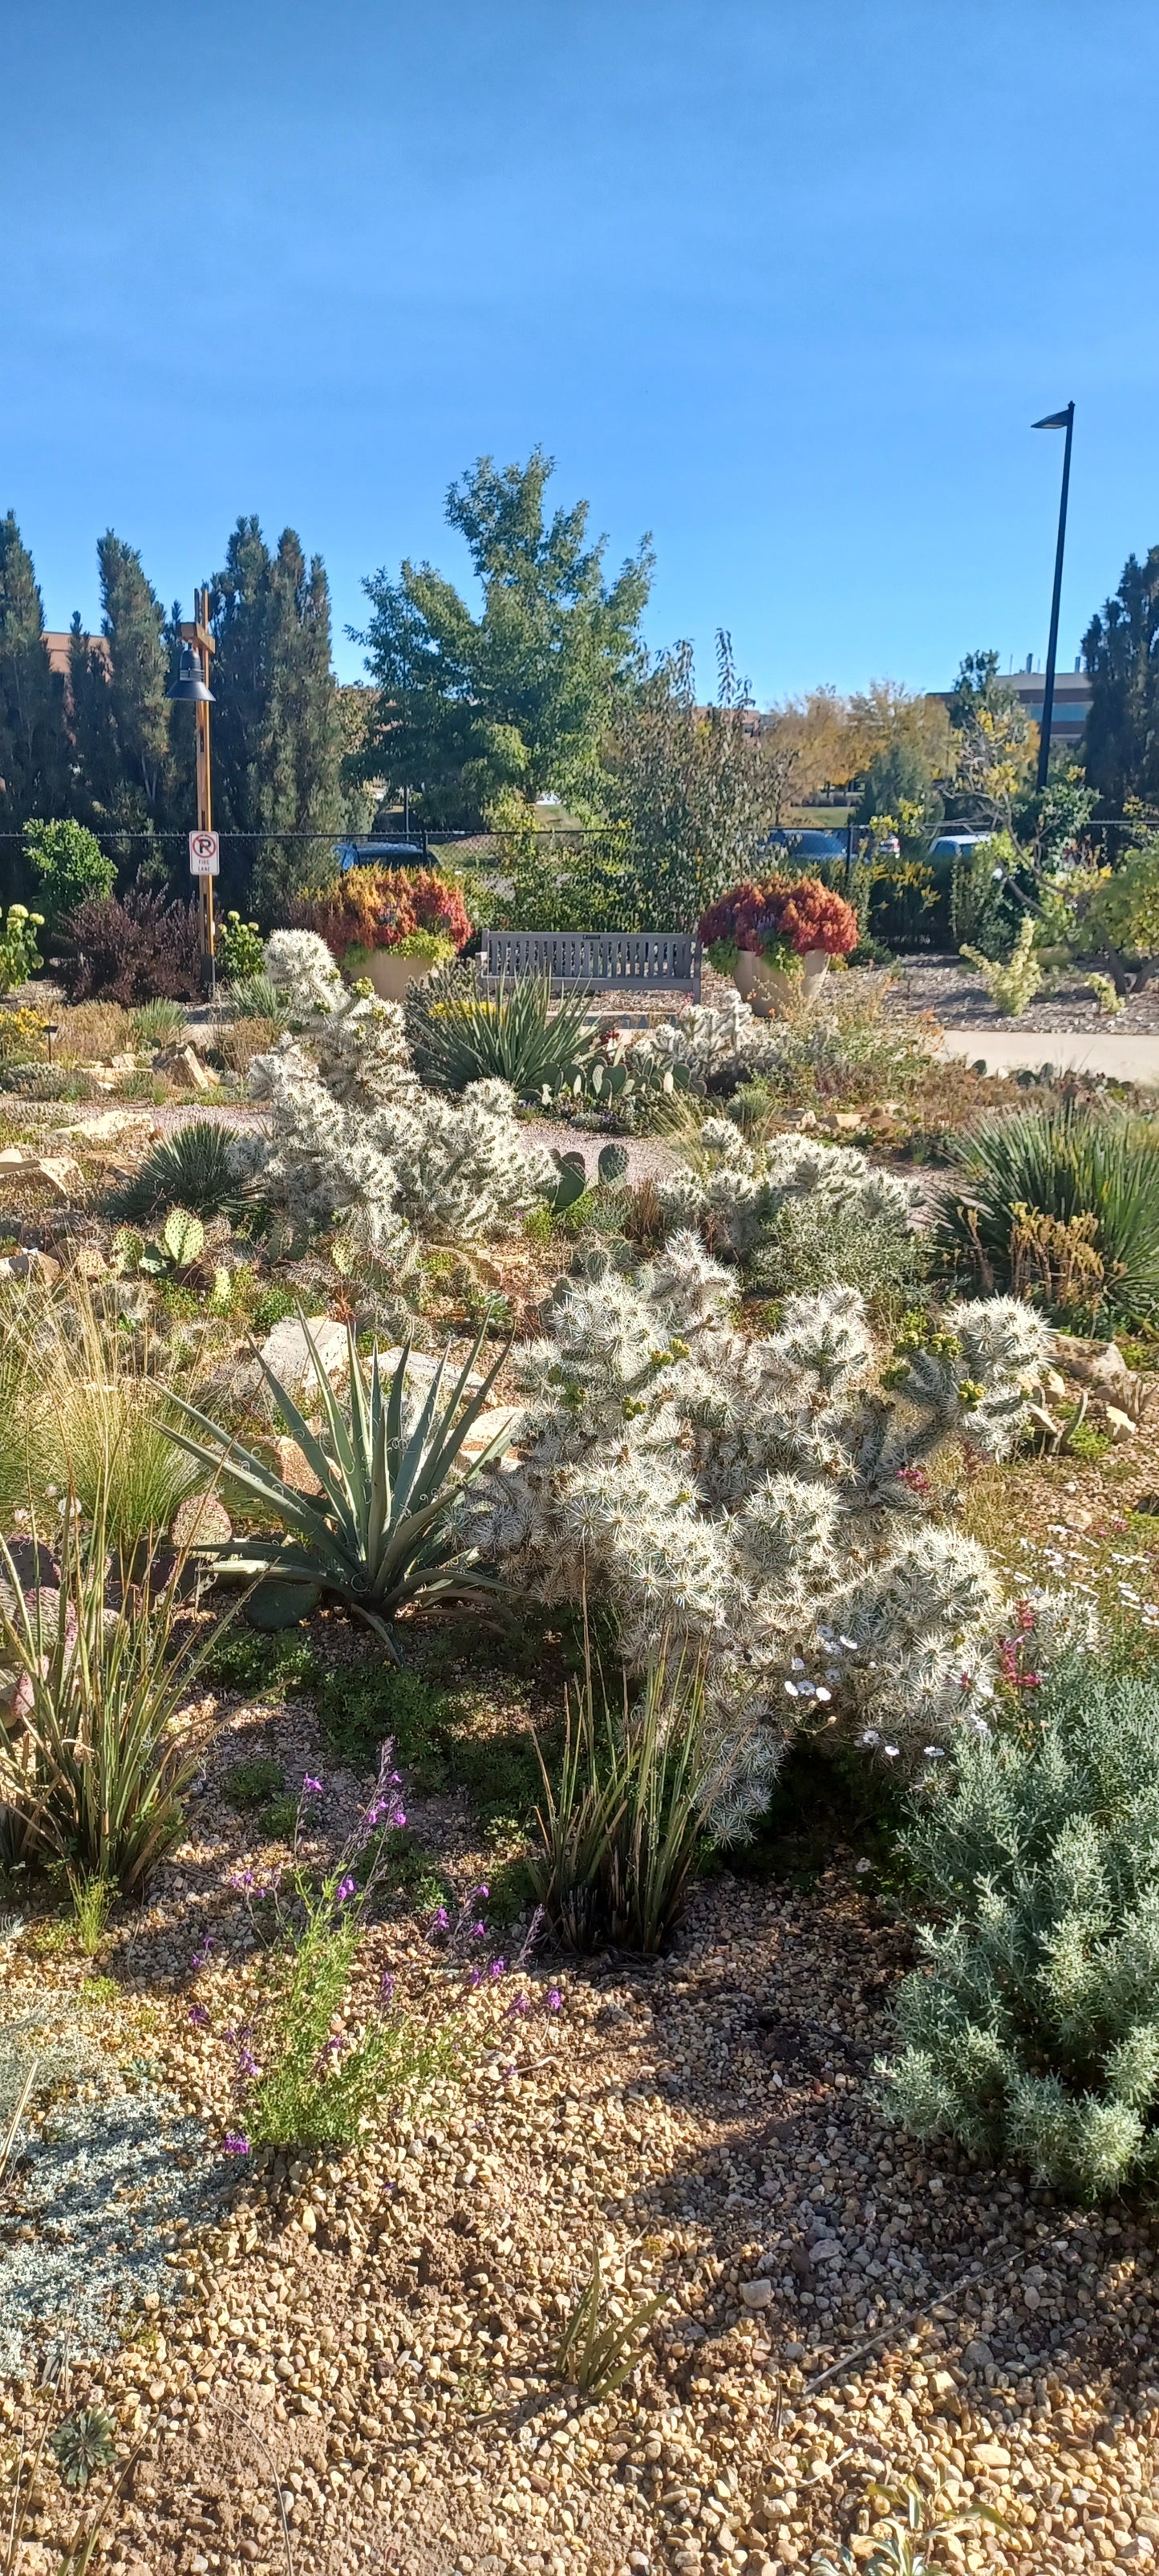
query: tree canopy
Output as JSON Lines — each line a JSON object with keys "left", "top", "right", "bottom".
{"left": 206, "top": 517, "right": 346, "bottom": 915}
{"left": 355, "top": 448, "right": 653, "bottom": 826}
{"left": 0, "top": 514, "right": 67, "bottom": 878}
{"left": 1083, "top": 546, "right": 1159, "bottom": 809}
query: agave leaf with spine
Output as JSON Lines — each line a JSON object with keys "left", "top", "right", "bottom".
{"left": 164, "top": 1320, "right": 514, "bottom": 1653}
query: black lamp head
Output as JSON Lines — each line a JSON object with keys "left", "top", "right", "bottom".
{"left": 168, "top": 643, "right": 214, "bottom": 704}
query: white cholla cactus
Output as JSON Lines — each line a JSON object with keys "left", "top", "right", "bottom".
{"left": 655, "top": 1122, "right": 922, "bottom": 1268}
{"left": 263, "top": 929, "right": 346, "bottom": 1018}
{"left": 232, "top": 995, "right": 552, "bottom": 1249}
{"left": 469, "top": 1252, "right": 1048, "bottom": 1793}
{"left": 946, "top": 1295, "right": 1055, "bottom": 1389}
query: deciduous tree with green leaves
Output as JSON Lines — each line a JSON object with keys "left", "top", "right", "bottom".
{"left": 355, "top": 448, "right": 653, "bottom": 826}
{"left": 600, "top": 632, "right": 772, "bottom": 929}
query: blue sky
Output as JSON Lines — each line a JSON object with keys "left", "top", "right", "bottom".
{"left": 4, "top": 0, "right": 1157, "bottom": 700}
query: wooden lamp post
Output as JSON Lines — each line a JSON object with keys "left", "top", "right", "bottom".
{"left": 169, "top": 587, "right": 217, "bottom": 991}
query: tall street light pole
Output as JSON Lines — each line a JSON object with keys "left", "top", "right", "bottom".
{"left": 1032, "top": 402, "right": 1075, "bottom": 793}
{"left": 168, "top": 586, "right": 217, "bottom": 990}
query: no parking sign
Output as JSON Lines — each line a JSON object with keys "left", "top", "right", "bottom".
{"left": 188, "top": 831, "right": 220, "bottom": 875}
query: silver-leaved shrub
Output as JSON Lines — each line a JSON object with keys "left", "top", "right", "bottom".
{"left": 880, "top": 1658, "right": 1159, "bottom": 2198}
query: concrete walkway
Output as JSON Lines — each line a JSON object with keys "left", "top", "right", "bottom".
{"left": 938, "top": 1028, "right": 1159, "bottom": 1087}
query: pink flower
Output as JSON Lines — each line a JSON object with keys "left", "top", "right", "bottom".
{"left": 223, "top": 2132, "right": 250, "bottom": 2156}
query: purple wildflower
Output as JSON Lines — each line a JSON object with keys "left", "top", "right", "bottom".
{"left": 470, "top": 1921, "right": 487, "bottom": 1940}
{"left": 335, "top": 1875, "right": 357, "bottom": 1904}
{"left": 468, "top": 1966, "right": 483, "bottom": 1990}
{"left": 188, "top": 2002, "right": 209, "bottom": 2030}
{"left": 189, "top": 1933, "right": 213, "bottom": 1970}
{"left": 489, "top": 1958, "right": 505, "bottom": 1979}
{"left": 430, "top": 1905, "right": 449, "bottom": 1933}
{"left": 302, "top": 1775, "right": 323, "bottom": 1796}
{"left": 505, "top": 1993, "right": 528, "bottom": 2016}
{"left": 379, "top": 1970, "right": 395, "bottom": 2007}
{"left": 223, "top": 2132, "right": 251, "bottom": 2156}
{"left": 546, "top": 1987, "right": 562, "bottom": 2012}
{"left": 236, "top": 2044, "right": 261, "bottom": 2080}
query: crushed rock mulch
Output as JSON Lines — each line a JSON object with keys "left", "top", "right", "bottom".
{"left": 3, "top": 1673, "right": 1158, "bottom": 2576}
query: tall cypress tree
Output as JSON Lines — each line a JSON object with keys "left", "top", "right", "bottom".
{"left": 1083, "top": 546, "right": 1159, "bottom": 809}
{"left": 209, "top": 517, "right": 343, "bottom": 917}
{"left": 0, "top": 515, "right": 68, "bottom": 893}
{"left": 97, "top": 533, "right": 173, "bottom": 827}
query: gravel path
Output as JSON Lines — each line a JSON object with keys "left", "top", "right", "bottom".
{"left": 2, "top": 1666, "right": 1155, "bottom": 2574}
{"left": 882, "top": 953, "right": 1159, "bottom": 1038}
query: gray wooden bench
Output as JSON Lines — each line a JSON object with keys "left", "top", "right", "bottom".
{"left": 481, "top": 931, "right": 702, "bottom": 1002}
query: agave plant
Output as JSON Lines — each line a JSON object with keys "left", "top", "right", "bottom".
{"left": 409, "top": 966, "right": 597, "bottom": 1097}
{"left": 936, "top": 1100, "right": 1159, "bottom": 1329}
{"left": 107, "top": 1120, "right": 246, "bottom": 1223}
{"left": 164, "top": 1321, "right": 515, "bottom": 1652}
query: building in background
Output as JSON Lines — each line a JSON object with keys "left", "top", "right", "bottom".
{"left": 935, "top": 655, "right": 1092, "bottom": 755}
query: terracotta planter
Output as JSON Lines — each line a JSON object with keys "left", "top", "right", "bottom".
{"left": 733, "top": 947, "right": 830, "bottom": 1017}
{"left": 363, "top": 951, "right": 436, "bottom": 1004}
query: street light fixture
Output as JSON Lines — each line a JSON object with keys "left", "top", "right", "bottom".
{"left": 168, "top": 587, "right": 217, "bottom": 991}
{"left": 1031, "top": 402, "right": 1075, "bottom": 793}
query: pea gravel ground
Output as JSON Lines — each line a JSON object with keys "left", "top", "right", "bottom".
{"left": 2, "top": 1658, "right": 1157, "bottom": 2575}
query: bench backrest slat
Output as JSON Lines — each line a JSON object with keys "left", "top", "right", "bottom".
{"left": 482, "top": 931, "right": 701, "bottom": 995}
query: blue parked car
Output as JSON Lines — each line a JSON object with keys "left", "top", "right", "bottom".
{"left": 764, "top": 828, "right": 850, "bottom": 866}
{"left": 334, "top": 838, "right": 428, "bottom": 873}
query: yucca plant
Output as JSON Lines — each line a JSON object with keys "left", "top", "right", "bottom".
{"left": 410, "top": 968, "right": 597, "bottom": 1097}
{"left": 935, "top": 1100, "right": 1159, "bottom": 1329}
{"left": 107, "top": 1120, "right": 246, "bottom": 1223}
{"left": 0, "top": 1497, "right": 206, "bottom": 1892}
{"left": 164, "top": 1321, "right": 514, "bottom": 1653}
{"left": 530, "top": 1649, "right": 741, "bottom": 1953}
{"left": 554, "top": 2249, "right": 670, "bottom": 2400}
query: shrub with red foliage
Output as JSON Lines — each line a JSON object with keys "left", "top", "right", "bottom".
{"left": 59, "top": 888, "right": 203, "bottom": 1004}
{"left": 290, "top": 866, "right": 472, "bottom": 960}
{"left": 697, "top": 873, "right": 858, "bottom": 961}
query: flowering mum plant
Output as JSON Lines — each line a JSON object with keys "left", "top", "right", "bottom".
{"left": 696, "top": 874, "right": 858, "bottom": 976}
{"left": 290, "top": 866, "right": 472, "bottom": 963}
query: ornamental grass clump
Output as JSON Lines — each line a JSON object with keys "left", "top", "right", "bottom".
{"left": 165, "top": 1320, "right": 514, "bottom": 1653}
{"left": 935, "top": 1100, "right": 1159, "bottom": 1329}
{"left": 530, "top": 1651, "right": 745, "bottom": 1953}
{"left": 879, "top": 1656, "right": 1159, "bottom": 2198}
{"left": 0, "top": 1495, "right": 207, "bottom": 1893}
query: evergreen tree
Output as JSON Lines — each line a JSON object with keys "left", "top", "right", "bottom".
{"left": 99, "top": 533, "right": 173, "bottom": 825}
{"left": 1083, "top": 546, "right": 1159, "bottom": 809}
{"left": 208, "top": 517, "right": 343, "bottom": 919}
{"left": 0, "top": 515, "right": 68, "bottom": 894}
{"left": 355, "top": 449, "right": 652, "bottom": 826}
